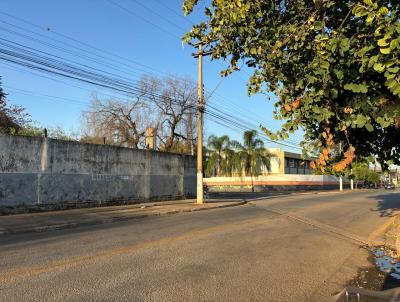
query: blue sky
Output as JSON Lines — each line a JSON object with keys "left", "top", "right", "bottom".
{"left": 0, "top": 0, "right": 303, "bottom": 151}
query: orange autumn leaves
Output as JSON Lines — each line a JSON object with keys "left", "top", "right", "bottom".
{"left": 332, "top": 146, "right": 355, "bottom": 171}
{"left": 310, "top": 128, "right": 355, "bottom": 173}
{"left": 283, "top": 98, "right": 300, "bottom": 112}
{"left": 310, "top": 129, "right": 334, "bottom": 173}
{"left": 282, "top": 99, "right": 356, "bottom": 173}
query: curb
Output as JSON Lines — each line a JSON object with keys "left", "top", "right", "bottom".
{"left": 0, "top": 189, "right": 379, "bottom": 237}
{"left": 367, "top": 215, "right": 398, "bottom": 246}
{"left": 239, "top": 191, "right": 346, "bottom": 203}
{"left": 370, "top": 214, "right": 400, "bottom": 253}
{"left": 242, "top": 188, "right": 377, "bottom": 202}
{"left": 0, "top": 200, "right": 247, "bottom": 237}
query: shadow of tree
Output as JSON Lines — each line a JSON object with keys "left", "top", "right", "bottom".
{"left": 206, "top": 191, "right": 294, "bottom": 203}
{"left": 368, "top": 191, "right": 400, "bottom": 217}
{"left": 382, "top": 273, "right": 400, "bottom": 290}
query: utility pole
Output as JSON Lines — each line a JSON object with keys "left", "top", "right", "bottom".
{"left": 196, "top": 43, "right": 204, "bottom": 204}
{"left": 192, "top": 42, "right": 214, "bottom": 204}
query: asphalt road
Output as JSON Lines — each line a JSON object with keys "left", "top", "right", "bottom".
{"left": 1, "top": 190, "right": 399, "bottom": 302}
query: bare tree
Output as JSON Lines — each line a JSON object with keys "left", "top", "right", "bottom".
{"left": 81, "top": 93, "right": 155, "bottom": 148}
{"left": 140, "top": 75, "right": 197, "bottom": 152}
{"left": 81, "top": 75, "right": 198, "bottom": 153}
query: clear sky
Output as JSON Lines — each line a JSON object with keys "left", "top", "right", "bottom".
{"left": 0, "top": 0, "right": 303, "bottom": 151}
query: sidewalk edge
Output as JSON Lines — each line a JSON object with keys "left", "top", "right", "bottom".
{"left": 0, "top": 200, "right": 247, "bottom": 237}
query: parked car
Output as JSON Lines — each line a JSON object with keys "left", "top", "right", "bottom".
{"left": 384, "top": 182, "right": 396, "bottom": 190}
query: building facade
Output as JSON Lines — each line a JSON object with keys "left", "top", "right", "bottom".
{"left": 262, "top": 148, "right": 314, "bottom": 175}
{"left": 369, "top": 163, "right": 400, "bottom": 186}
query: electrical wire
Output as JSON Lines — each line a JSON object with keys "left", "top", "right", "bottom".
{"left": 104, "top": 0, "right": 182, "bottom": 40}
{"left": 0, "top": 11, "right": 286, "bottom": 140}
{"left": 0, "top": 10, "right": 171, "bottom": 76}
{"left": 128, "top": 0, "right": 189, "bottom": 32}
{"left": 152, "top": 0, "right": 195, "bottom": 26}
{"left": 0, "top": 33, "right": 303, "bottom": 150}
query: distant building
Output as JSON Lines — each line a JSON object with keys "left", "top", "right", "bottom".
{"left": 261, "top": 148, "right": 314, "bottom": 175}
{"left": 369, "top": 162, "right": 400, "bottom": 186}
{"left": 204, "top": 148, "right": 344, "bottom": 191}
{"left": 205, "top": 147, "right": 315, "bottom": 177}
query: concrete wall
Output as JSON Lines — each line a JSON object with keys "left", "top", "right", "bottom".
{"left": 204, "top": 175, "right": 350, "bottom": 192}
{"left": 0, "top": 134, "right": 196, "bottom": 210}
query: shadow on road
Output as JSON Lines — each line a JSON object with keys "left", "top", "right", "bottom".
{"left": 368, "top": 191, "right": 400, "bottom": 217}
{"left": 206, "top": 191, "right": 295, "bottom": 202}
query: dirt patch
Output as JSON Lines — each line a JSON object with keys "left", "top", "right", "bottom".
{"left": 347, "top": 251, "right": 386, "bottom": 290}
{"left": 347, "top": 247, "right": 400, "bottom": 291}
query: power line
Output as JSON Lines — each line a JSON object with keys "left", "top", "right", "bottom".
{"left": 6, "top": 84, "right": 301, "bottom": 151}
{"left": 0, "top": 61, "right": 130, "bottom": 101}
{"left": 0, "top": 10, "right": 275, "bottom": 136}
{"left": 0, "top": 8, "right": 284, "bottom": 133}
{"left": 0, "top": 10, "right": 170, "bottom": 76}
{"left": 104, "top": 0, "right": 181, "bottom": 40}
{"left": 0, "top": 37, "right": 302, "bottom": 150}
{"left": 0, "top": 25, "right": 151, "bottom": 81}
{"left": 5, "top": 85, "right": 89, "bottom": 107}
{"left": 152, "top": 0, "right": 194, "bottom": 26}
{"left": 128, "top": 0, "right": 188, "bottom": 32}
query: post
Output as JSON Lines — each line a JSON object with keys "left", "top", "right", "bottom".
{"left": 196, "top": 43, "right": 204, "bottom": 204}
{"left": 339, "top": 142, "right": 343, "bottom": 191}
{"left": 350, "top": 169, "right": 354, "bottom": 190}
{"left": 145, "top": 127, "right": 156, "bottom": 150}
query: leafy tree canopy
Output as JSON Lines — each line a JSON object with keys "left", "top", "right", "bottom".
{"left": 230, "top": 130, "right": 271, "bottom": 177}
{"left": 183, "top": 0, "right": 400, "bottom": 171}
{"left": 205, "top": 134, "right": 233, "bottom": 177}
{"left": 352, "top": 162, "right": 381, "bottom": 185}
{"left": 0, "top": 77, "right": 29, "bottom": 133}
{"left": 15, "top": 124, "right": 77, "bottom": 141}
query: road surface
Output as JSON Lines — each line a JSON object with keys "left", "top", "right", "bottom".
{"left": 1, "top": 190, "right": 399, "bottom": 301}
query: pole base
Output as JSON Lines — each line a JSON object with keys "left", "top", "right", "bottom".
{"left": 196, "top": 172, "right": 203, "bottom": 204}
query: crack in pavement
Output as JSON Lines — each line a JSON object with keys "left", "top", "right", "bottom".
{"left": 258, "top": 205, "right": 382, "bottom": 247}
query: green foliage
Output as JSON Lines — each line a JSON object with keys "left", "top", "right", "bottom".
{"left": 0, "top": 77, "right": 30, "bottom": 133}
{"left": 183, "top": 0, "right": 400, "bottom": 169}
{"left": 353, "top": 163, "right": 371, "bottom": 182}
{"left": 204, "top": 131, "right": 271, "bottom": 177}
{"left": 230, "top": 130, "right": 271, "bottom": 177}
{"left": 352, "top": 162, "right": 381, "bottom": 185}
{"left": 159, "top": 140, "right": 194, "bottom": 154}
{"left": 205, "top": 135, "right": 234, "bottom": 177}
{"left": 13, "top": 123, "right": 77, "bottom": 141}
{"left": 367, "top": 170, "right": 381, "bottom": 183}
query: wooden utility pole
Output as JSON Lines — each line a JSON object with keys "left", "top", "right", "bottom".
{"left": 196, "top": 43, "right": 204, "bottom": 204}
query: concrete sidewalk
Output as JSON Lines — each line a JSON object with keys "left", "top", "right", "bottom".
{"left": 0, "top": 199, "right": 246, "bottom": 236}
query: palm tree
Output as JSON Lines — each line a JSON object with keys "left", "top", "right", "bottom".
{"left": 205, "top": 135, "right": 232, "bottom": 177}
{"left": 231, "top": 130, "right": 271, "bottom": 191}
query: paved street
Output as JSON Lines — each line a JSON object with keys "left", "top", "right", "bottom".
{"left": 1, "top": 190, "right": 399, "bottom": 301}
